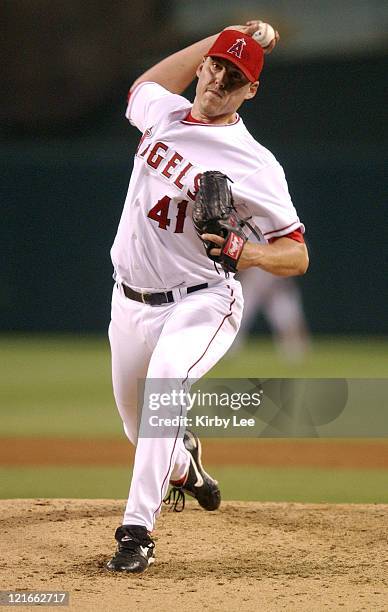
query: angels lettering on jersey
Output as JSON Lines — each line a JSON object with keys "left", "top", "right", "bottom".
{"left": 136, "top": 126, "right": 202, "bottom": 204}
{"left": 135, "top": 126, "right": 203, "bottom": 235}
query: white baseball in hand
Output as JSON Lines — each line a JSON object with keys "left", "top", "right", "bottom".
{"left": 252, "top": 22, "right": 276, "bottom": 48}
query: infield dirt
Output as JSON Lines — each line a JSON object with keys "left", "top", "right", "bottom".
{"left": 1, "top": 499, "right": 387, "bottom": 612}
{"left": 1, "top": 438, "right": 388, "bottom": 468}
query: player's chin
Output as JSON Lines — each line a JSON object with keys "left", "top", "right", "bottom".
{"left": 201, "top": 100, "right": 225, "bottom": 117}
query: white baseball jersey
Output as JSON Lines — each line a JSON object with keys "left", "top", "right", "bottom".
{"left": 111, "top": 81, "right": 304, "bottom": 291}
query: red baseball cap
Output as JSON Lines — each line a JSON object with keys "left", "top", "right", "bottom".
{"left": 205, "top": 29, "right": 264, "bottom": 82}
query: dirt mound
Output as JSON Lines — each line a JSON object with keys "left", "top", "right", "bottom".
{"left": 0, "top": 499, "right": 387, "bottom": 611}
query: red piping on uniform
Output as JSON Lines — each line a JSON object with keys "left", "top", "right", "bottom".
{"left": 127, "top": 80, "right": 154, "bottom": 107}
{"left": 264, "top": 222, "right": 301, "bottom": 237}
{"left": 152, "top": 285, "right": 236, "bottom": 525}
{"left": 181, "top": 110, "right": 240, "bottom": 127}
{"left": 183, "top": 285, "right": 235, "bottom": 384}
{"left": 152, "top": 405, "right": 184, "bottom": 529}
{"left": 269, "top": 228, "right": 305, "bottom": 244}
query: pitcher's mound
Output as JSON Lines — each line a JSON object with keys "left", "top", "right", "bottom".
{"left": 1, "top": 499, "right": 387, "bottom": 611}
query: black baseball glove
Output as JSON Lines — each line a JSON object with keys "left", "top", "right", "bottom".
{"left": 192, "top": 171, "right": 248, "bottom": 274}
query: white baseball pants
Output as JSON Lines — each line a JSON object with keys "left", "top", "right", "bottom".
{"left": 108, "top": 280, "right": 243, "bottom": 532}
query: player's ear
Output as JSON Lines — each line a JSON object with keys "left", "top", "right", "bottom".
{"left": 244, "top": 80, "right": 259, "bottom": 100}
{"left": 196, "top": 58, "right": 206, "bottom": 78}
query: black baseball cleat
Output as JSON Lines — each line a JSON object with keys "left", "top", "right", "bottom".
{"left": 106, "top": 525, "right": 155, "bottom": 573}
{"left": 165, "top": 430, "right": 221, "bottom": 512}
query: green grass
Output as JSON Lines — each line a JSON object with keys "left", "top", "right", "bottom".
{"left": 1, "top": 334, "right": 387, "bottom": 438}
{"left": 0, "top": 335, "right": 119, "bottom": 437}
{"left": 213, "top": 466, "right": 388, "bottom": 504}
{"left": 216, "top": 336, "right": 388, "bottom": 378}
{"left": 1, "top": 465, "right": 387, "bottom": 503}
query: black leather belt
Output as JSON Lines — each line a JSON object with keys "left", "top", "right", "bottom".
{"left": 122, "top": 283, "right": 208, "bottom": 306}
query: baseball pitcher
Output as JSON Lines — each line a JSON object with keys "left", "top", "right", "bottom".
{"left": 106, "top": 19, "right": 309, "bottom": 573}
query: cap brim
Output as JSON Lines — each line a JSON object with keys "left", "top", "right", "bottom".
{"left": 205, "top": 52, "right": 257, "bottom": 83}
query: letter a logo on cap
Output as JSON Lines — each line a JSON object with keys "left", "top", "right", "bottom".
{"left": 227, "top": 38, "right": 247, "bottom": 59}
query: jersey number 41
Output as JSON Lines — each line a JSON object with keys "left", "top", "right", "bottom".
{"left": 147, "top": 196, "right": 188, "bottom": 233}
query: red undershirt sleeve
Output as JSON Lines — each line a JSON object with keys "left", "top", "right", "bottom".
{"left": 268, "top": 229, "right": 305, "bottom": 244}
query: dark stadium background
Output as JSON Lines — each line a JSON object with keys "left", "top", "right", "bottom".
{"left": 1, "top": 1, "right": 387, "bottom": 335}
